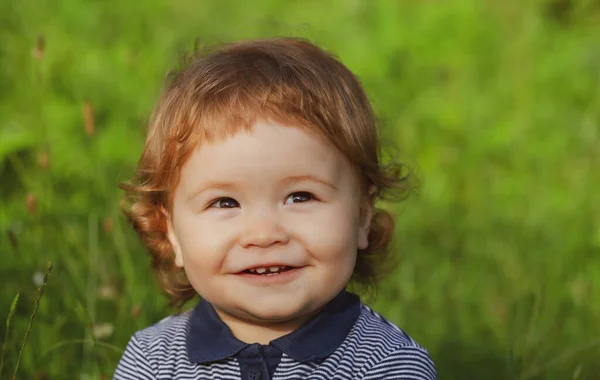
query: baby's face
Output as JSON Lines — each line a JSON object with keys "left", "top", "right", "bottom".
{"left": 167, "top": 121, "right": 373, "bottom": 340}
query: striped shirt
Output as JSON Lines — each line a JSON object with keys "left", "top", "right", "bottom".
{"left": 114, "top": 291, "right": 436, "bottom": 379}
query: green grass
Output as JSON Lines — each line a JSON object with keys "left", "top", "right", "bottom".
{"left": 1, "top": 0, "right": 599, "bottom": 378}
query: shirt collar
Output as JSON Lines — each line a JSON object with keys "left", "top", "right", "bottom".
{"left": 187, "top": 290, "right": 361, "bottom": 364}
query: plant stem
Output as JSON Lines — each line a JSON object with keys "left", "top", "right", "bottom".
{"left": 0, "top": 293, "right": 20, "bottom": 377}
{"left": 12, "top": 262, "right": 52, "bottom": 380}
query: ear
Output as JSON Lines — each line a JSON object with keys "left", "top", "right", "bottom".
{"left": 164, "top": 209, "right": 184, "bottom": 268}
{"left": 357, "top": 185, "right": 377, "bottom": 250}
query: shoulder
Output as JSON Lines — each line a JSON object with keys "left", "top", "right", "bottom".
{"left": 320, "top": 304, "right": 436, "bottom": 379}
{"left": 114, "top": 311, "right": 193, "bottom": 379}
{"left": 132, "top": 311, "right": 192, "bottom": 350}
{"left": 356, "top": 305, "right": 437, "bottom": 379}
{"left": 353, "top": 304, "right": 425, "bottom": 349}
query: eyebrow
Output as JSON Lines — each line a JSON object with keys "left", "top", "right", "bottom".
{"left": 187, "top": 175, "right": 338, "bottom": 201}
{"left": 280, "top": 175, "right": 338, "bottom": 191}
{"left": 187, "top": 182, "right": 238, "bottom": 201}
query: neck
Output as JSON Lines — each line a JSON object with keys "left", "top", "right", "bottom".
{"left": 214, "top": 309, "right": 319, "bottom": 345}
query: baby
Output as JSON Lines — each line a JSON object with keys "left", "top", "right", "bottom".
{"left": 115, "top": 37, "right": 436, "bottom": 380}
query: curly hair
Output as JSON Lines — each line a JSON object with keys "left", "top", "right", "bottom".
{"left": 120, "top": 37, "right": 415, "bottom": 308}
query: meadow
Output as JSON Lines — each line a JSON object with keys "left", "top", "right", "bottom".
{"left": 1, "top": 0, "right": 599, "bottom": 379}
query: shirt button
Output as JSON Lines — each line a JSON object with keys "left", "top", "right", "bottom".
{"left": 248, "top": 367, "right": 261, "bottom": 380}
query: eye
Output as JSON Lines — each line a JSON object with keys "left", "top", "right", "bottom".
{"left": 284, "top": 192, "right": 315, "bottom": 205}
{"left": 209, "top": 197, "right": 239, "bottom": 209}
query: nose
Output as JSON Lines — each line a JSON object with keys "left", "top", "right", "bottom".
{"left": 239, "top": 209, "right": 289, "bottom": 248}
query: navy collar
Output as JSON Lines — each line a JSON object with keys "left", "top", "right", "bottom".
{"left": 187, "top": 290, "right": 361, "bottom": 364}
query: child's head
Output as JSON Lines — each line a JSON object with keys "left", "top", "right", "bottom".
{"left": 122, "top": 38, "right": 412, "bottom": 315}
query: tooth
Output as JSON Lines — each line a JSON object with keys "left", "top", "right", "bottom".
{"left": 256, "top": 267, "right": 267, "bottom": 274}
{"left": 249, "top": 268, "right": 256, "bottom": 273}
{"left": 269, "top": 266, "right": 280, "bottom": 272}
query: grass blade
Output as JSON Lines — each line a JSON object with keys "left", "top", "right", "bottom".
{"left": 0, "top": 293, "right": 20, "bottom": 377}
{"left": 12, "top": 262, "right": 52, "bottom": 380}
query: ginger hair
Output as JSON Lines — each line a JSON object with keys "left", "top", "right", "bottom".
{"left": 120, "top": 37, "right": 415, "bottom": 307}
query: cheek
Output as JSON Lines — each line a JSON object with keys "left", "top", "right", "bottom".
{"left": 174, "top": 212, "right": 237, "bottom": 272}
{"left": 296, "top": 205, "right": 360, "bottom": 262}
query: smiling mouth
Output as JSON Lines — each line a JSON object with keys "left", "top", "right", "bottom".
{"left": 242, "top": 266, "right": 294, "bottom": 276}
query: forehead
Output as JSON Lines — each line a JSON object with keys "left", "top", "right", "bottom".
{"left": 176, "top": 121, "right": 358, "bottom": 191}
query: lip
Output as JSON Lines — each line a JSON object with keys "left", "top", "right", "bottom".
{"left": 239, "top": 263, "right": 297, "bottom": 272}
{"left": 234, "top": 266, "right": 305, "bottom": 284}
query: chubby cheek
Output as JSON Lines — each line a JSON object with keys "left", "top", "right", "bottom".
{"left": 296, "top": 207, "right": 359, "bottom": 268}
{"left": 174, "top": 212, "right": 237, "bottom": 277}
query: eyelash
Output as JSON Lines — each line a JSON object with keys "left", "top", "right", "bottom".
{"left": 208, "top": 192, "right": 316, "bottom": 209}
{"left": 285, "top": 191, "right": 315, "bottom": 204}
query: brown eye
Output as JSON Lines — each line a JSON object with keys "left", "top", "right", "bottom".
{"left": 210, "top": 197, "right": 239, "bottom": 208}
{"left": 284, "top": 192, "right": 315, "bottom": 204}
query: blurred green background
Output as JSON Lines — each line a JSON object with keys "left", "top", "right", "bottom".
{"left": 1, "top": 0, "right": 599, "bottom": 379}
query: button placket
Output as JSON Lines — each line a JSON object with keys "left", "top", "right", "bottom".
{"left": 248, "top": 367, "right": 261, "bottom": 380}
